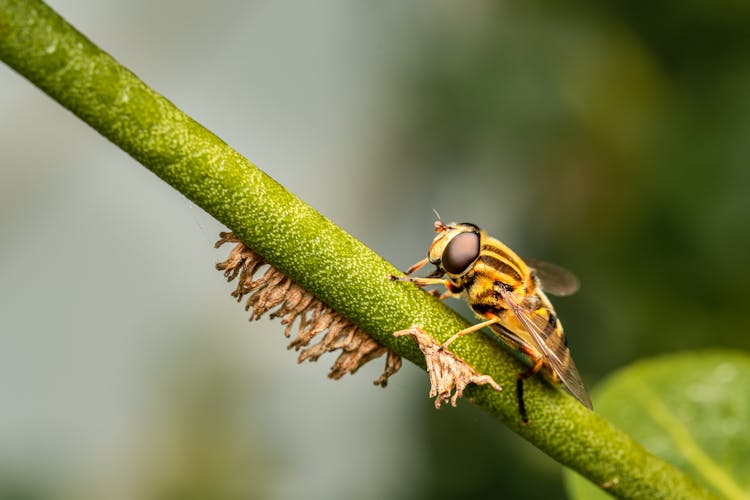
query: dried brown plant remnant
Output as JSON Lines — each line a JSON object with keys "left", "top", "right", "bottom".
{"left": 393, "top": 326, "right": 502, "bottom": 408}
{"left": 215, "top": 232, "right": 402, "bottom": 386}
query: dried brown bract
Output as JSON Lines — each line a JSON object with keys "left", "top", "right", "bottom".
{"left": 215, "top": 232, "right": 402, "bottom": 386}
{"left": 393, "top": 326, "right": 502, "bottom": 408}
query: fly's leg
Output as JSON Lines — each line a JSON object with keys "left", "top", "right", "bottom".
{"left": 390, "top": 263, "right": 456, "bottom": 302}
{"left": 441, "top": 316, "right": 501, "bottom": 349}
{"left": 390, "top": 261, "right": 444, "bottom": 283}
{"left": 405, "top": 257, "right": 430, "bottom": 276}
{"left": 516, "top": 357, "right": 544, "bottom": 425}
{"left": 391, "top": 276, "right": 447, "bottom": 287}
{"left": 433, "top": 289, "right": 454, "bottom": 301}
{"left": 422, "top": 288, "right": 452, "bottom": 300}
{"left": 390, "top": 256, "right": 452, "bottom": 298}
{"left": 390, "top": 275, "right": 457, "bottom": 302}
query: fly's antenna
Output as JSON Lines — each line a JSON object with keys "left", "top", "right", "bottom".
{"left": 432, "top": 209, "right": 448, "bottom": 232}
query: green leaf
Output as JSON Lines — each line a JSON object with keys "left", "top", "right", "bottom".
{"left": 565, "top": 350, "right": 750, "bottom": 499}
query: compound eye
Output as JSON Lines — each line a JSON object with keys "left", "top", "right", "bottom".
{"left": 442, "top": 231, "right": 480, "bottom": 274}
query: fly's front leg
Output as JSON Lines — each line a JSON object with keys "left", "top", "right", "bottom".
{"left": 405, "top": 257, "right": 430, "bottom": 276}
{"left": 391, "top": 276, "right": 448, "bottom": 287}
{"left": 396, "top": 256, "right": 445, "bottom": 281}
{"left": 389, "top": 273, "right": 460, "bottom": 303}
{"left": 390, "top": 257, "right": 452, "bottom": 295}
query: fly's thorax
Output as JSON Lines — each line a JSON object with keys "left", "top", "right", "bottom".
{"left": 477, "top": 236, "right": 531, "bottom": 285}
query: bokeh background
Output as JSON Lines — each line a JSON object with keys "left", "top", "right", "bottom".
{"left": 2, "top": 1, "right": 749, "bottom": 499}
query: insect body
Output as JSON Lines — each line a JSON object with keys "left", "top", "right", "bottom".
{"left": 392, "top": 218, "right": 592, "bottom": 423}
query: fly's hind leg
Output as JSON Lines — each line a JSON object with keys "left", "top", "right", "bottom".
{"left": 516, "top": 358, "right": 544, "bottom": 425}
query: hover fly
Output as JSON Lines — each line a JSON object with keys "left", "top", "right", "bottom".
{"left": 391, "top": 217, "right": 592, "bottom": 423}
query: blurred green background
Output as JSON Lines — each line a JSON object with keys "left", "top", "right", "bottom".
{"left": 1, "top": 1, "right": 749, "bottom": 499}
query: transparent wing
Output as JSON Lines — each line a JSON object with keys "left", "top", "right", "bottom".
{"left": 524, "top": 259, "right": 580, "bottom": 297}
{"left": 499, "top": 288, "right": 593, "bottom": 409}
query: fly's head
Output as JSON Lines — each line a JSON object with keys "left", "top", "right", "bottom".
{"left": 428, "top": 220, "right": 482, "bottom": 278}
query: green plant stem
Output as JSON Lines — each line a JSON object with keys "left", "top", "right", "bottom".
{"left": 0, "top": 1, "right": 717, "bottom": 498}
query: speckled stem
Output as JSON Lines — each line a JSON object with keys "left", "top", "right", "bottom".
{"left": 0, "top": 2, "right": 717, "bottom": 498}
